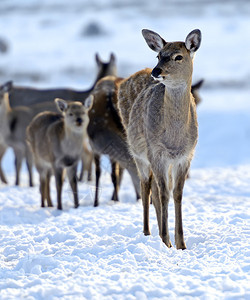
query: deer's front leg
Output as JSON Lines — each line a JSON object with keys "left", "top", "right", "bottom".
{"left": 94, "top": 155, "right": 101, "bottom": 207}
{"left": 140, "top": 177, "right": 152, "bottom": 235}
{"left": 55, "top": 167, "right": 64, "bottom": 210}
{"left": 173, "top": 162, "right": 190, "bottom": 250}
{"left": 157, "top": 176, "right": 172, "bottom": 248}
{"left": 67, "top": 164, "right": 79, "bottom": 208}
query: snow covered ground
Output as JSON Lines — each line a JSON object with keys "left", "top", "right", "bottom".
{"left": 0, "top": 1, "right": 250, "bottom": 299}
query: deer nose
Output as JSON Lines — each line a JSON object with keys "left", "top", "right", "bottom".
{"left": 76, "top": 117, "right": 82, "bottom": 126}
{"left": 152, "top": 68, "right": 162, "bottom": 78}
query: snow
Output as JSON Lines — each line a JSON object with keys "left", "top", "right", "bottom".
{"left": 0, "top": 1, "right": 250, "bottom": 299}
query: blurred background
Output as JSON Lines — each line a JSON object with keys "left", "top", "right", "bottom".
{"left": 0, "top": 0, "right": 250, "bottom": 168}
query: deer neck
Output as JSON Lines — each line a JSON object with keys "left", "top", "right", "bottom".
{"left": 64, "top": 124, "right": 85, "bottom": 147}
{"left": 163, "top": 80, "right": 192, "bottom": 128}
{"left": 2, "top": 94, "right": 11, "bottom": 113}
{"left": 0, "top": 94, "right": 11, "bottom": 136}
{"left": 0, "top": 94, "right": 11, "bottom": 120}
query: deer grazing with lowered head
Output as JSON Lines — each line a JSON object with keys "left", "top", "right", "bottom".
{"left": 26, "top": 96, "right": 93, "bottom": 210}
{"left": 118, "top": 29, "right": 201, "bottom": 249}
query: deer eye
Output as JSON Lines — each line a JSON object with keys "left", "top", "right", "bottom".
{"left": 175, "top": 55, "right": 183, "bottom": 61}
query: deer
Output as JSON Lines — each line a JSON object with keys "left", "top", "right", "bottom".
{"left": 0, "top": 53, "right": 117, "bottom": 185}
{"left": 9, "top": 53, "right": 117, "bottom": 107}
{"left": 0, "top": 81, "right": 34, "bottom": 186}
{"left": 87, "top": 76, "right": 141, "bottom": 206}
{"left": 26, "top": 96, "right": 93, "bottom": 210}
{"left": 88, "top": 75, "right": 203, "bottom": 206}
{"left": 118, "top": 29, "right": 201, "bottom": 249}
{"left": 191, "top": 79, "right": 204, "bottom": 106}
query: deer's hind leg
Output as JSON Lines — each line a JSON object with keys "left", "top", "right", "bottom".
{"left": 0, "top": 144, "right": 7, "bottom": 184}
{"left": 94, "top": 154, "right": 101, "bottom": 207}
{"left": 134, "top": 158, "right": 152, "bottom": 236}
{"left": 14, "top": 148, "right": 24, "bottom": 186}
{"left": 25, "top": 145, "right": 33, "bottom": 187}
{"left": 110, "top": 161, "right": 122, "bottom": 202}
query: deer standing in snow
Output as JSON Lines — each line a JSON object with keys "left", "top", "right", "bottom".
{"left": 0, "top": 54, "right": 116, "bottom": 185}
{"left": 87, "top": 75, "right": 203, "bottom": 206}
{"left": 88, "top": 76, "right": 140, "bottom": 206}
{"left": 26, "top": 96, "right": 93, "bottom": 210}
{"left": 118, "top": 29, "right": 201, "bottom": 249}
{"left": 0, "top": 81, "right": 34, "bottom": 186}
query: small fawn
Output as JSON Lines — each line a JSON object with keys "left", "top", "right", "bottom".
{"left": 26, "top": 96, "right": 93, "bottom": 210}
{"left": 118, "top": 29, "right": 201, "bottom": 249}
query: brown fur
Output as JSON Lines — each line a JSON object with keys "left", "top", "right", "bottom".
{"left": 0, "top": 82, "right": 34, "bottom": 186}
{"left": 118, "top": 29, "right": 201, "bottom": 249}
{"left": 87, "top": 76, "right": 140, "bottom": 206}
{"left": 26, "top": 97, "right": 93, "bottom": 210}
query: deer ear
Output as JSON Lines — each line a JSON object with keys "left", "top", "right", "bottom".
{"left": 84, "top": 95, "right": 94, "bottom": 110}
{"left": 142, "top": 29, "right": 166, "bottom": 52}
{"left": 185, "top": 29, "right": 201, "bottom": 57}
{"left": 110, "top": 52, "right": 116, "bottom": 63}
{"left": 95, "top": 53, "right": 101, "bottom": 66}
{"left": 55, "top": 98, "right": 68, "bottom": 112}
{"left": 1, "top": 81, "right": 13, "bottom": 93}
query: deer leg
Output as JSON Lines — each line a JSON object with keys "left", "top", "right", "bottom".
{"left": 151, "top": 176, "right": 161, "bottom": 235}
{"left": 135, "top": 158, "right": 152, "bottom": 235}
{"left": 110, "top": 161, "right": 119, "bottom": 201}
{"left": 153, "top": 168, "right": 172, "bottom": 248}
{"left": 45, "top": 170, "right": 53, "bottom": 207}
{"left": 55, "top": 168, "right": 64, "bottom": 210}
{"left": 94, "top": 154, "right": 101, "bottom": 207}
{"left": 25, "top": 146, "right": 33, "bottom": 187}
{"left": 39, "top": 174, "right": 46, "bottom": 208}
{"left": 0, "top": 145, "right": 7, "bottom": 184}
{"left": 14, "top": 149, "right": 23, "bottom": 186}
{"left": 67, "top": 164, "right": 79, "bottom": 208}
{"left": 87, "top": 156, "right": 93, "bottom": 181}
{"left": 78, "top": 155, "right": 84, "bottom": 182}
{"left": 159, "top": 178, "right": 171, "bottom": 247}
{"left": 140, "top": 176, "right": 152, "bottom": 236}
{"left": 173, "top": 163, "right": 189, "bottom": 250}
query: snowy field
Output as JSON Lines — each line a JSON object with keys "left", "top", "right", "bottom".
{"left": 0, "top": 0, "right": 250, "bottom": 299}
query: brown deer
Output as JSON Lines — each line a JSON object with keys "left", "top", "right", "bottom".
{"left": 88, "top": 76, "right": 140, "bottom": 206}
{"left": 26, "top": 96, "right": 93, "bottom": 210}
{"left": 118, "top": 29, "right": 201, "bottom": 249}
{"left": 9, "top": 53, "right": 117, "bottom": 107}
{"left": 88, "top": 75, "right": 203, "bottom": 206}
{"left": 0, "top": 81, "right": 34, "bottom": 186}
{"left": 0, "top": 54, "right": 117, "bottom": 185}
